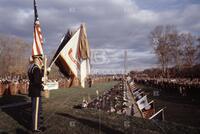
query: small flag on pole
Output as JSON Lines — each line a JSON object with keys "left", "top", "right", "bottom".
{"left": 149, "top": 108, "right": 165, "bottom": 121}
{"left": 142, "top": 100, "right": 155, "bottom": 119}
{"left": 136, "top": 95, "right": 149, "bottom": 110}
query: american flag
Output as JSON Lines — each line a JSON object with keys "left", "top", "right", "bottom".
{"left": 32, "top": 0, "right": 44, "bottom": 56}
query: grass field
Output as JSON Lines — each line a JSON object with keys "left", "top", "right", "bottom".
{"left": 0, "top": 81, "right": 200, "bottom": 134}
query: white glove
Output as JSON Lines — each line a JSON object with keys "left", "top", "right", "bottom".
{"left": 42, "top": 77, "right": 45, "bottom": 82}
{"left": 47, "top": 67, "right": 51, "bottom": 72}
{"left": 42, "top": 83, "right": 48, "bottom": 90}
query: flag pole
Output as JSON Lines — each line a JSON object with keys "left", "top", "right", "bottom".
{"left": 48, "top": 34, "right": 67, "bottom": 69}
{"left": 43, "top": 55, "right": 47, "bottom": 83}
{"left": 43, "top": 55, "right": 50, "bottom": 98}
{"left": 49, "top": 50, "right": 61, "bottom": 69}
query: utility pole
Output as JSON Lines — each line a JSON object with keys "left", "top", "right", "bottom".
{"left": 124, "top": 50, "right": 127, "bottom": 75}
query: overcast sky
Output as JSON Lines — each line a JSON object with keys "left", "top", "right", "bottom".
{"left": 0, "top": 0, "right": 200, "bottom": 73}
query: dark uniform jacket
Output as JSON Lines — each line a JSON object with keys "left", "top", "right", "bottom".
{"left": 28, "top": 64, "right": 43, "bottom": 97}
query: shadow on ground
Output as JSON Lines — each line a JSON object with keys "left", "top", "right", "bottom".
{"left": 0, "top": 95, "right": 29, "bottom": 105}
{"left": 56, "top": 112, "right": 123, "bottom": 134}
{"left": 0, "top": 95, "right": 31, "bottom": 130}
{"left": 15, "top": 128, "right": 30, "bottom": 134}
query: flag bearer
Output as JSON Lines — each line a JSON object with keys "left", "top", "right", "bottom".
{"left": 28, "top": 55, "right": 45, "bottom": 132}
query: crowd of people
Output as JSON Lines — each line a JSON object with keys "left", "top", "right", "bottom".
{"left": 0, "top": 75, "right": 117, "bottom": 96}
{"left": 133, "top": 77, "right": 200, "bottom": 99}
{"left": 0, "top": 76, "right": 29, "bottom": 96}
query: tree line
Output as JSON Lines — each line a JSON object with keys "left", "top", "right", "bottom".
{"left": 0, "top": 34, "right": 30, "bottom": 77}
{"left": 149, "top": 25, "right": 200, "bottom": 78}
{"left": 0, "top": 34, "right": 64, "bottom": 79}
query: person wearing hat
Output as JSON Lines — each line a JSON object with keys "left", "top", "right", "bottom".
{"left": 28, "top": 55, "right": 45, "bottom": 132}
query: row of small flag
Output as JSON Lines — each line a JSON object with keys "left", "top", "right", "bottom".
{"left": 126, "top": 76, "right": 165, "bottom": 121}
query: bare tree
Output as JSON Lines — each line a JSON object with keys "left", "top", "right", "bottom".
{"left": 150, "top": 25, "right": 176, "bottom": 77}
{"left": 150, "top": 24, "right": 199, "bottom": 78}
{"left": 197, "top": 37, "right": 200, "bottom": 63}
{"left": 167, "top": 30, "right": 183, "bottom": 69}
{"left": 0, "top": 34, "right": 30, "bottom": 75}
{"left": 180, "top": 33, "right": 197, "bottom": 67}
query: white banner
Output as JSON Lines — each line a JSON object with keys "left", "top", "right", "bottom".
{"left": 44, "top": 82, "right": 59, "bottom": 90}
{"left": 136, "top": 95, "right": 149, "bottom": 110}
{"left": 60, "top": 29, "right": 81, "bottom": 77}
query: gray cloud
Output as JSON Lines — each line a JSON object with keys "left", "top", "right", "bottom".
{"left": 0, "top": 0, "right": 199, "bottom": 73}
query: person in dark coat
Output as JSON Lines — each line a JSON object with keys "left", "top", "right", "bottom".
{"left": 88, "top": 77, "right": 92, "bottom": 88}
{"left": 28, "top": 55, "right": 45, "bottom": 132}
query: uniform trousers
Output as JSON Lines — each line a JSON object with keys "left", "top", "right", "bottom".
{"left": 31, "top": 97, "right": 43, "bottom": 130}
